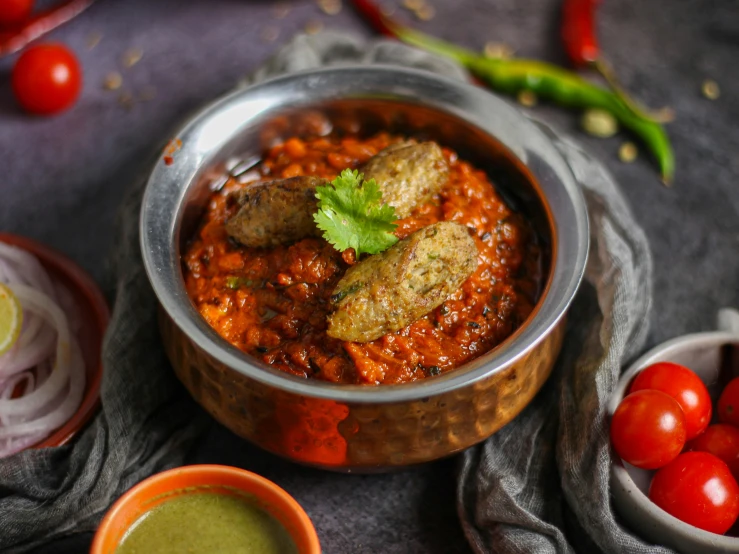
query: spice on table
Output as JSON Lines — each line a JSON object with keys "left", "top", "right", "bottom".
{"left": 483, "top": 41, "right": 513, "bottom": 59}
{"left": 701, "top": 79, "right": 720, "bottom": 100}
{"left": 517, "top": 90, "right": 537, "bottom": 107}
{"left": 348, "top": 0, "right": 675, "bottom": 184}
{"left": 0, "top": 0, "right": 97, "bottom": 57}
{"left": 560, "top": 0, "right": 673, "bottom": 124}
{"left": 305, "top": 20, "right": 324, "bottom": 34}
{"left": 318, "top": 0, "right": 343, "bottom": 15}
{"left": 122, "top": 48, "right": 143, "bottom": 68}
{"left": 103, "top": 72, "right": 123, "bottom": 91}
{"left": 138, "top": 87, "right": 157, "bottom": 102}
{"left": 261, "top": 26, "right": 279, "bottom": 42}
{"left": 273, "top": 2, "right": 290, "bottom": 19}
{"left": 618, "top": 142, "right": 638, "bottom": 163}
{"left": 402, "top": 0, "right": 425, "bottom": 10}
{"left": 581, "top": 108, "right": 618, "bottom": 138}
{"left": 415, "top": 5, "right": 435, "bottom": 21}
{"left": 118, "top": 91, "right": 134, "bottom": 110}
{"left": 86, "top": 31, "right": 102, "bottom": 50}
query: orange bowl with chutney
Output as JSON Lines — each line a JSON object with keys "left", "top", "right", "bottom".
{"left": 141, "top": 66, "right": 589, "bottom": 471}
{"left": 91, "top": 465, "right": 320, "bottom": 554}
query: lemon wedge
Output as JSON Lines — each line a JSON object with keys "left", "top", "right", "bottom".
{"left": 0, "top": 283, "right": 22, "bottom": 356}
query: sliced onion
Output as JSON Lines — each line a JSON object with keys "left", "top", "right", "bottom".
{"left": 54, "top": 282, "right": 81, "bottom": 334}
{"left": 0, "top": 324, "right": 56, "bottom": 379}
{"left": 0, "top": 286, "right": 77, "bottom": 416}
{"left": 0, "top": 371, "right": 35, "bottom": 401}
{"left": 0, "top": 339, "right": 84, "bottom": 439}
{"left": 0, "top": 244, "right": 54, "bottom": 297}
{"left": 0, "top": 244, "right": 86, "bottom": 457}
{"left": 0, "top": 371, "right": 35, "bottom": 426}
{"left": 16, "top": 310, "right": 45, "bottom": 350}
{"left": 35, "top": 359, "right": 51, "bottom": 390}
{"left": 0, "top": 429, "right": 50, "bottom": 458}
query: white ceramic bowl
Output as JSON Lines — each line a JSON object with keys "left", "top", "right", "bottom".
{"left": 610, "top": 321, "right": 739, "bottom": 554}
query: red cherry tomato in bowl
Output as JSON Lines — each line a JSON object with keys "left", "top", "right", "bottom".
{"left": 719, "top": 377, "right": 739, "bottom": 428}
{"left": 649, "top": 451, "right": 739, "bottom": 535}
{"left": 0, "top": 0, "right": 33, "bottom": 28}
{"left": 687, "top": 424, "right": 739, "bottom": 482}
{"left": 629, "top": 361, "right": 711, "bottom": 440}
{"left": 11, "top": 43, "right": 82, "bottom": 115}
{"left": 611, "top": 389, "right": 686, "bottom": 469}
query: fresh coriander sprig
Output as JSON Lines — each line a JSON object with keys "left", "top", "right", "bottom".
{"left": 313, "top": 169, "right": 399, "bottom": 258}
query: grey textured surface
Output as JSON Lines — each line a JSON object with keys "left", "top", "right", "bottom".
{"left": 0, "top": 0, "right": 736, "bottom": 552}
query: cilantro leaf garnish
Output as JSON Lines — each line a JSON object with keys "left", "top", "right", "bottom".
{"left": 313, "top": 169, "right": 399, "bottom": 257}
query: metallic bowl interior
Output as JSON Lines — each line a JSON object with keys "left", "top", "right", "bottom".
{"left": 141, "top": 66, "right": 588, "bottom": 471}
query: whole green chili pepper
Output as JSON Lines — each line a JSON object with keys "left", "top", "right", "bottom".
{"left": 394, "top": 25, "right": 674, "bottom": 185}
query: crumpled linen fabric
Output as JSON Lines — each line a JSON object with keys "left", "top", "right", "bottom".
{"left": 0, "top": 167, "right": 210, "bottom": 553}
{"left": 0, "top": 30, "right": 676, "bottom": 553}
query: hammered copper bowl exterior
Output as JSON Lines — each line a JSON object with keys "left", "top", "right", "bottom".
{"left": 141, "top": 67, "right": 588, "bottom": 473}
{"left": 161, "top": 310, "right": 565, "bottom": 470}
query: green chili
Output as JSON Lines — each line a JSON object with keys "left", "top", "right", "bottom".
{"left": 394, "top": 26, "right": 675, "bottom": 185}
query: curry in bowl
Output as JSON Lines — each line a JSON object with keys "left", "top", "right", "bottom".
{"left": 183, "top": 132, "right": 544, "bottom": 385}
{"left": 143, "top": 67, "right": 587, "bottom": 468}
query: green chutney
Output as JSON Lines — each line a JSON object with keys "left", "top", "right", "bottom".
{"left": 116, "top": 491, "right": 298, "bottom": 554}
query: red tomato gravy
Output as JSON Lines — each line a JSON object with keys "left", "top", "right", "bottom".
{"left": 183, "top": 133, "right": 544, "bottom": 385}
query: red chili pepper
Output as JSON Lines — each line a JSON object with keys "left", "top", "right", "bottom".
{"left": 561, "top": 0, "right": 673, "bottom": 122}
{"left": 0, "top": 0, "right": 96, "bottom": 57}
{"left": 351, "top": 0, "right": 399, "bottom": 38}
{"left": 561, "top": 0, "right": 600, "bottom": 67}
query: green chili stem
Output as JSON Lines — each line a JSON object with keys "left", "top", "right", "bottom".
{"left": 395, "top": 25, "right": 674, "bottom": 185}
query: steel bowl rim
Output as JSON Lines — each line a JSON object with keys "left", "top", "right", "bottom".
{"left": 141, "top": 64, "right": 589, "bottom": 403}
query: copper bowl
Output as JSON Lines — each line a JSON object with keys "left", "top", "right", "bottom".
{"left": 141, "top": 66, "right": 588, "bottom": 471}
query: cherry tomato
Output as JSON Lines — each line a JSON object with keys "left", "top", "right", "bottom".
{"left": 649, "top": 451, "right": 739, "bottom": 534}
{"left": 11, "top": 43, "right": 82, "bottom": 115}
{"left": 629, "top": 362, "right": 711, "bottom": 440}
{"left": 687, "top": 424, "right": 739, "bottom": 482}
{"left": 0, "top": 0, "right": 33, "bottom": 28}
{"left": 610, "top": 389, "right": 686, "bottom": 469}
{"left": 719, "top": 377, "right": 739, "bottom": 428}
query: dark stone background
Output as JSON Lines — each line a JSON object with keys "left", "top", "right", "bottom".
{"left": 1, "top": 0, "right": 737, "bottom": 552}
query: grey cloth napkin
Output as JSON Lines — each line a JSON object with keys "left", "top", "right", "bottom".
{"left": 0, "top": 169, "right": 210, "bottom": 553}
{"left": 0, "top": 30, "right": 666, "bottom": 553}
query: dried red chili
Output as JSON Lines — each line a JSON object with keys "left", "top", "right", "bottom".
{"left": 351, "top": 0, "right": 397, "bottom": 38}
{"left": 561, "top": 0, "right": 600, "bottom": 67}
{"left": 0, "top": 0, "right": 96, "bottom": 57}
{"left": 560, "top": 0, "right": 673, "bottom": 123}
